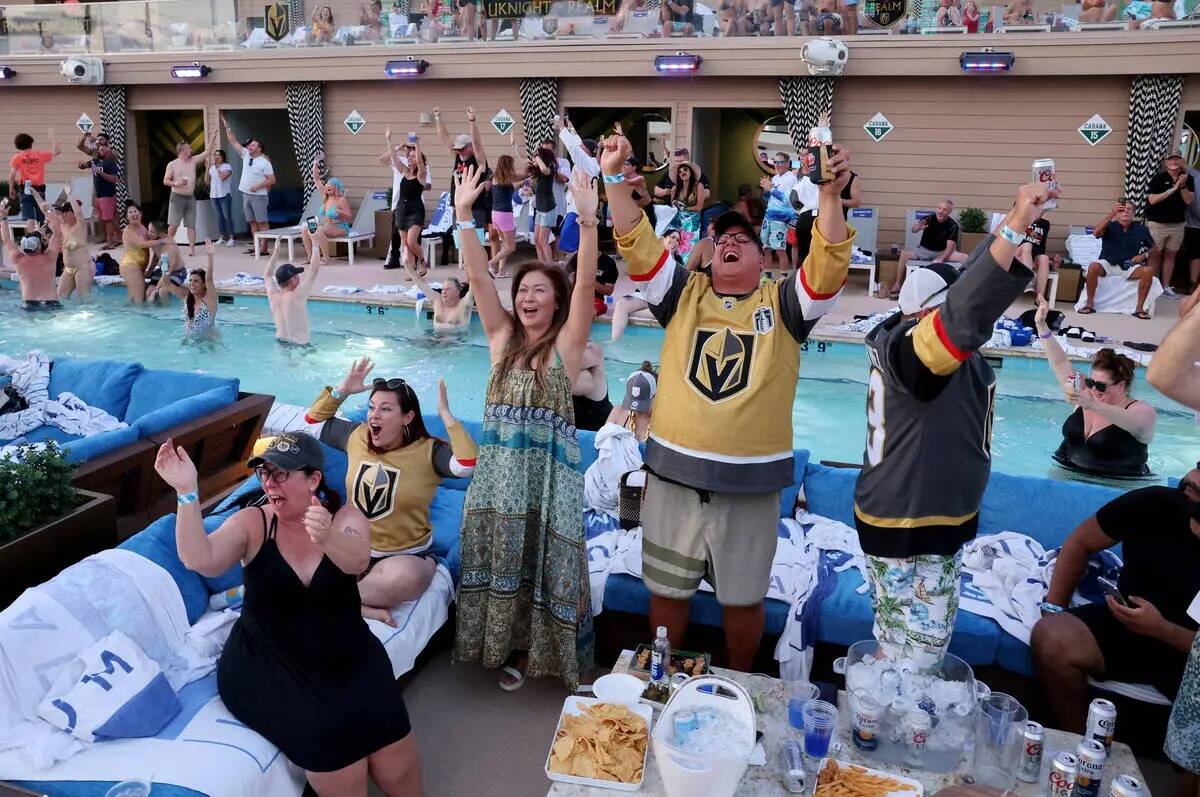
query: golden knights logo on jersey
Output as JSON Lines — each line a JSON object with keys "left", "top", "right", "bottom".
{"left": 353, "top": 461, "right": 400, "bottom": 520}
{"left": 686, "top": 327, "right": 755, "bottom": 403}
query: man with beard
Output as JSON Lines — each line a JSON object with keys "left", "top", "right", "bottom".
{"left": 1031, "top": 469, "right": 1200, "bottom": 730}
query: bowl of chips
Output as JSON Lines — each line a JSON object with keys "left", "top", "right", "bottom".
{"left": 816, "top": 759, "right": 924, "bottom": 797}
{"left": 545, "top": 697, "right": 652, "bottom": 791}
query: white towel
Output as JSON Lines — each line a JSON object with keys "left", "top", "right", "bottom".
{"left": 366, "top": 284, "right": 407, "bottom": 295}
{"left": 43, "top": 393, "right": 127, "bottom": 437}
{"left": 959, "top": 532, "right": 1048, "bottom": 643}
{"left": 321, "top": 285, "right": 362, "bottom": 295}
{"left": 583, "top": 422, "right": 643, "bottom": 519}
{"left": 0, "top": 352, "right": 50, "bottom": 440}
{"left": 215, "top": 272, "right": 265, "bottom": 288}
{"left": 93, "top": 275, "right": 126, "bottom": 287}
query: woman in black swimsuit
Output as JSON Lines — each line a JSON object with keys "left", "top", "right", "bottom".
{"left": 1035, "top": 297, "right": 1157, "bottom": 478}
{"left": 154, "top": 433, "right": 421, "bottom": 796}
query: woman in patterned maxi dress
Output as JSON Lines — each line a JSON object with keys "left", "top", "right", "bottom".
{"left": 451, "top": 164, "right": 599, "bottom": 690}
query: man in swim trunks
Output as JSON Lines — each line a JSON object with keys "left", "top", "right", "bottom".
{"left": 164, "top": 140, "right": 206, "bottom": 258}
{"left": 265, "top": 238, "right": 325, "bottom": 346}
{"left": 0, "top": 197, "right": 62, "bottom": 311}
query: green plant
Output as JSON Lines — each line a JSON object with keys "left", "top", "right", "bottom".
{"left": 0, "top": 443, "right": 78, "bottom": 542}
{"left": 959, "top": 207, "right": 987, "bottom": 234}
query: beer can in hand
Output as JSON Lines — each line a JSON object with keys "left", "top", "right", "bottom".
{"left": 1033, "top": 158, "right": 1058, "bottom": 210}
{"left": 1018, "top": 721, "right": 1045, "bottom": 782}
{"left": 807, "top": 125, "right": 835, "bottom": 185}
{"left": 1073, "top": 738, "right": 1107, "bottom": 797}
{"left": 1049, "top": 752, "right": 1079, "bottom": 797}
{"left": 1109, "top": 774, "right": 1146, "bottom": 797}
{"left": 1086, "top": 698, "right": 1117, "bottom": 752}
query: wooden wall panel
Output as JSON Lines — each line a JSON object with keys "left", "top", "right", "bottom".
{"left": 0, "top": 86, "right": 101, "bottom": 190}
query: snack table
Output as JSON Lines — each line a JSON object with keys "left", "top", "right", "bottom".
{"left": 546, "top": 650, "right": 1145, "bottom": 796}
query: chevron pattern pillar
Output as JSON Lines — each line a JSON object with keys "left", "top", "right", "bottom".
{"left": 285, "top": 82, "right": 324, "bottom": 208}
{"left": 97, "top": 85, "right": 130, "bottom": 228}
{"left": 519, "top": 78, "right": 559, "bottom": 159}
{"left": 287, "top": 0, "right": 304, "bottom": 32}
{"left": 779, "top": 77, "right": 836, "bottom": 156}
{"left": 1123, "top": 74, "right": 1184, "bottom": 217}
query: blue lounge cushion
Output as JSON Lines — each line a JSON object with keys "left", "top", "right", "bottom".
{"left": 48, "top": 359, "right": 144, "bottom": 420}
{"left": 124, "top": 370, "right": 240, "bottom": 424}
{"left": 14, "top": 425, "right": 78, "bottom": 445}
{"left": 603, "top": 573, "right": 791, "bottom": 635}
{"left": 118, "top": 515, "right": 210, "bottom": 624}
{"left": 979, "top": 471, "right": 1124, "bottom": 551}
{"left": 132, "top": 385, "right": 239, "bottom": 438}
{"left": 802, "top": 462, "right": 858, "bottom": 527}
{"left": 60, "top": 426, "right": 141, "bottom": 464}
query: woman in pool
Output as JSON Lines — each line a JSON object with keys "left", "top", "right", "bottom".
{"left": 304, "top": 358, "right": 477, "bottom": 626}
{"left": 33, "top": 185, "right": 92, "bottom": 300}
{"left": 452, "top": 165, "right": 597, "bottom": 691}
{"left": 153, "top": 433, "right": 422, "bottom": 796}
{"left": 571, "top": 342, "right": 612, "bottom": 433}
{"left": 119, "top": 201, "right": 161, "bottom": 305}
{"left": 403, "top": 262, "right": 474, "bottom": 333}
{"left": 302, "top": 155, "right": 352, "bottom": 261}
{"left": 1036, "top": 296, "right": 1157, "bottom": 478}
{"left": 488, "top": 151, "right": 525, "bottom": 278}
{"left": 154, "top": 240, "right": 219, "bottom": 341}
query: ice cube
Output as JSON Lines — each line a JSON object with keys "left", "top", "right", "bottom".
{"left": 930, "top": 678, "right": 968, "bottom": 709}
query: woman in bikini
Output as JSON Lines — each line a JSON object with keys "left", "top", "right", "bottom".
{"left": 33, "top": 185, "right": 93, "bottom": 301}
{"left": 302, "top": 155, "right": 353, "bottom": 261}
{"left": 119, "top": 201, "right": 161, "bottom": 305}
{"left": 154, "top": 240, "right": 219, "bottom": 341}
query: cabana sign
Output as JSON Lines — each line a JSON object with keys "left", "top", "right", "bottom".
{"left": 863, "top": 0, "right": 907, "bottom": 27}
{"left": 1077, "top": 115, "right": 1112, "bottom": 146}
{"left": 863, "top": 113, "right": 894, "bottom": 142}
{"left": 344, "top": 110, "right": 367, "bottom": 135}
{"left": 482, "top": 0, "right": 618, "bottom": 19}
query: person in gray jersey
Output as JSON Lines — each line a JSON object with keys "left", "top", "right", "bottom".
{"left": 854, "top": 179, "right": 1058, "bottom": 670}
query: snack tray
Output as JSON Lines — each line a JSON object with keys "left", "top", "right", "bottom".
{"left": 629, "top": 644, "right": 712, "bottom": 681}
{"left": 545, "top": 695, "right": 655, "bottom": 792}
{"left": 817, "top": 758, "right": 924, "bottom": 797}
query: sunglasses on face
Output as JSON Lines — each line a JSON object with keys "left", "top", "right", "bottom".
{"left": 255, "top": 466, "right": 293, "bottom": 484}
{"left": 1085, "top": 378, "right": 1110, "bottom": 393}
{"left": 715, "top": 233, "right": 754, "bottom": 246}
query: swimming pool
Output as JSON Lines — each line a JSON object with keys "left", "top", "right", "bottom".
{"left": 2, "top": 283, "right": 1195, "bottom": 482}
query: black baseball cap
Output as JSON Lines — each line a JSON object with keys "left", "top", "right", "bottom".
{"left": 582, "top": 138, "right": 598, "bottom": 157}
{"left": 247, "top": 432, "right": 325, "bottom": 472}
{"left": 712, "top": 210, "right": 763, "bottom": 252}
{"left": 275, "top": 263, "right": 305, "bottom": 286}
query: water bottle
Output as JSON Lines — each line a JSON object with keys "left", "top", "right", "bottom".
{"left": 23, "top": 180, "right": 33, "bottom": 196}
{"left": 650, "top": 625, "right": 671, "bottom": 686}
{"left": 208, "top": 584, "right": 244, "bottom": 610}
{"left": 160, "top": 253, "right": 170, "bottom": 271}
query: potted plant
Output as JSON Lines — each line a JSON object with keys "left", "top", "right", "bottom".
{"left": 958, "top": 207, "right": 989, "bottom": 254}
{"left": 0, "top": 443, "right": 117, "bottom": 608}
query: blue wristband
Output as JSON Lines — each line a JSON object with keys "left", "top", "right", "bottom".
{"left": 602, "top": 173, "right": 625, "bottom": 185}
{"left": 177, "top": 491, "right": 199, "bottom": 506}
{"left": 456, "top": 220, "right": 477, "bottom": 230}
{"left": 998, "top": 224, "right": 1025, "bottom": 245}
{"left": 330, "top": 388, "right": 345, "bottom": 400}
{"left": 1039, "top": 601, "right": 1064, "bottom": 614}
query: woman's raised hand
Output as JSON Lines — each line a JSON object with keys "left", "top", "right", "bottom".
{"left": 437, "top": 377, "right": 455, "bottom": 423}
{"left": 154, "top": 438, "right": 198, "bottom": 493}
{"left": 454, "top": 165, "right": 487, "bottom": 220}
{"left": 339, "top": 357, "right": 375, "bottom": 395}
{"left": 567, "top": 169, "right": 599, "bottom": 221}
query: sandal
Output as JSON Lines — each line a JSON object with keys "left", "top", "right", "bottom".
{"left": 1132, "top": 310, "right": 1151, "bottom": 320}
{"left": 498, "top": 665, "right": 526, "bottom": 692}
{"left": 1077, "top": 306, "right": 1096, "bottom": 315}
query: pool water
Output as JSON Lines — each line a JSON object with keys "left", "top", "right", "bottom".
{"left": 2, "top": 283, "right": 1195, "bottom": 482}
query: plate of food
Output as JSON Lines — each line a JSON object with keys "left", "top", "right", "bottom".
{"left": 816, "top": 759, "right": 924, "bottom": 797}
{"left": 544, "top": 697, "right": 653, "bottom": 791}
{"left": 630, "top": 644, "right": 710, "bottom": 681}
{"left": 639, "top": 680, "right": 670, "bottom": 708}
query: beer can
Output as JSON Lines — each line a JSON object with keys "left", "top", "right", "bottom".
{"left": 806, "top": 125, "right": 834, "bottom": 185}
{"left": 851, "top": 691, "right": 883, "bottom": 751}
{"left": 1086, "top": 698, "right": 1118, "bottom": 751}
{"left": 1033, "top": 158, "right": 1058, "bottom": 210}
{"left": 1018, "top": 721, "right": 1045, "bottom": 782}
{"left": 783, "top": 739, "right": 806, "bottom": 793}
{"left": 1073, "top": 738, "right": 1107, "bottom": 797}
{"left": 673, "top": 709, "right": 697, "bottom": 746}
{"left": 1110, "top": 774, "right": 1146, "bottom": 797}
{"left": 1049, "top": 752, "right": 1079, "bottom": 797}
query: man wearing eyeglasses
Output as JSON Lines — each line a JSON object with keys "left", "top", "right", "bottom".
{"left": 854, "top": 181, "right": 1055, "bottom": 670}
{"left": 599, "top": 128, "right": 853, "bottom": 672}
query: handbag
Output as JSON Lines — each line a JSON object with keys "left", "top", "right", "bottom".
{"left": 618, "top": 469, "right": 647, "bottom": 531}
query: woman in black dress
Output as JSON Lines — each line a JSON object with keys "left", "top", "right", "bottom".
{"left": 154, "top": 432, "right": 421, "bottom": 796}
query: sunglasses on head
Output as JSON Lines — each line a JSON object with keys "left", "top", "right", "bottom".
{"left": 372, "top": 377, "right": 410, "bottom": 393}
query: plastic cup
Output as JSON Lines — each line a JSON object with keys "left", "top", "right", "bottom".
{"left": 105, "top": 781, "right": 150, "bottom": 797}
{"left": 802, "top": 699, "right": 837, "bottom": 759}
{"left": 786, "top": 681, "right": 820, "bottom": 735}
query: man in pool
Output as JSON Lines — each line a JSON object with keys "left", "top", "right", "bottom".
{"left": 0, "top": 198, "right": 62, "bottom": 311}
{"left": 265, "top": 238, "right": 325, "bottom": 347}
{"left": 853, "top": 179, "right": 1058, "bottom": 670}
{"left": 601, "top": 126, "right": 853, "bottom": 673}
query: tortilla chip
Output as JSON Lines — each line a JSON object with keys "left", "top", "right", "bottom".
{"left": 547, "top": 703, "right": 648, "bottom": 784}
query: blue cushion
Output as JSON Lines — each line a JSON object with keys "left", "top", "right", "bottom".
{"left": 979, "top": 471, "right": 1124, "bottom": 551}
{"left": 802, "top": 462, "right": 858, "bottom": 527}
{"left": 132, "top": 385, "right": 238, "bottom": 438}
{"left": 118, "top": 515, "right": 210, "bottom": 624}
{"left": 14, "top": 425, "right": 78, "bottom": 445}
{"left": 781, "top": 450, "right": 811, "bottom": 518}
{"left": 995, "top": 632, "right": 1035, "bottom": 676}
{"left": 60, "top": 426, "right": 141, "bottom": 464}
{"left": 48, "top": 359, "right": 144, "bottom": 420}
{"left": 429, "top": 488, "right": 465, "bottom": 580}
{"left": 124, "top": 370, "right": 240, "bottom": 424}
{"left": 603, "top": 573, "right": 791, "bottom": 635}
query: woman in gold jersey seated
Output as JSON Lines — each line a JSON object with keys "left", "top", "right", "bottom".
{"left": 305, "top": 357, "right": 478, "bottom": 626}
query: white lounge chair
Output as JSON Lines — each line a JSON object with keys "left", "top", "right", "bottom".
{"left": 253, "top": 192, "right": 323, "bottom": 262}
{"left": 847, "top": 206, "right": 880, "bottom": 295}
{"left": 328, "top": 191, "right": 390, "bottom": 266}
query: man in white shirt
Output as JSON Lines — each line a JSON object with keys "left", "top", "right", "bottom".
{"left": 379, "top": 135, "right": 432, "bottom": 270}
{"left": 555, "top": 116, "right": 600, "bottom": 256}
{"left": 221, "top": 115, "right": 276, "bottom": 256}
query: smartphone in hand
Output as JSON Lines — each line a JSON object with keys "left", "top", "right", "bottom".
{"left": 1100, "top": 578, "right": 1133, "bottom": 609}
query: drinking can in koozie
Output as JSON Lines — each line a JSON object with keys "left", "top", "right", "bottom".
{"left": 851, "top": 691, "right": 883, "bottom": 751}
{"left": 1109, "top": 774, "right": 1146, "bottom": 797}
{"left": 807, "top": 125, "right": 834, "bottom": 185}
{"left": 1033, "top": 158, "right": 1058, "bottom": 210}
{"left": 1073, "top": 738, "right": 1107, "bottom": 797}
{"left": 1049, "top": 752, "right": 1078, "bottom": 797}
{"left": 673, "top": 709, "right": 697, "bottom": 746}
{"left": 1086, "top": 698, "right": 1117, "bottom": 751}
{"left": 1018, "top": 721, "right": 1045, "bottom": 782}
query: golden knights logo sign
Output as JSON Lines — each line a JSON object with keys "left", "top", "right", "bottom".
{"left": 863, "top": 0, "right": 907, "bottom": 27}
{"left": 265, "top": 2, "right": 290, "bottom": 42}
{"left": 687, "top": 328, "right": 755, "bottom": 404}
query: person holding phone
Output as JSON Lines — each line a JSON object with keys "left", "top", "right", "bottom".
{"left": 1079, "top": 200, "right": 1157, "bottom": 317}
{"left": 1031, "top": 468, "right": 1200, "bottom": 732}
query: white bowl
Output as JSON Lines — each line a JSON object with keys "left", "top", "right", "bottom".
{"left": 591, "top": 672, "right": 645, "bottom": 706}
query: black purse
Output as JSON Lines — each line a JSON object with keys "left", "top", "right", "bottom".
{"left": 618, "top": 469, "right": 647, "bottom": 531}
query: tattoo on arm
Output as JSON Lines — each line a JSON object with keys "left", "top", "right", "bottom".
{"left": 342, "top": 525, "right": 362, "bottom": 538}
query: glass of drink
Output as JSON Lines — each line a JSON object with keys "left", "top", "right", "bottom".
{"left": 802, "top": 700, "right": 838, "bottom": 759}
{"left": 787, "top": 681, "right": 820, "bottom": 736}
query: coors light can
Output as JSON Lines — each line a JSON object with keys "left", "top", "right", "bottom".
{"left": 806, "top": 120, "right": 835, "bottom": 185}
{"left": 1033, "top": 158, "right": 1058, "bottom": 210}
{"left": 1018, "top": 721, "right": 1045, "bottom": 782}
{"left": 1049, "top": 752, "right": 1079, "bottom": 797}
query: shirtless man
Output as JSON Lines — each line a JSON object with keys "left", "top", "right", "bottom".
{"left": 164, "top": 141, "right": 206, "bottom": 257}
{"left": 265, "top": 238, "right": 326, "bottom": 346}
{"left": 403, "top": 261, "right": 475, "bottom": 333}
{"left": 0, "top": 197, "right": 61, "bottom": 311}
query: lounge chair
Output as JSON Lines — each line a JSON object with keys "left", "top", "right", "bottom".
{"left": 253, "top": 191, "right": 323, "bottom": 262}
{"left": 328, "top": 191, "right": 390, "bottom": 265}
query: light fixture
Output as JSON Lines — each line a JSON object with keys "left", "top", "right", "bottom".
{"left": 0, "top": 67, "right": 15, "bottom": 79}
{"left": 171, "top": 62, "right": 211, "bottom": 79}
{"left": 960, "top": 49, "right": 1015, "bottom": 73}
{"left": 385, "top": 56, "right": 429, "bottom": 77}
{"left": 654, "top": 52, "right": 701, "bottom": 73}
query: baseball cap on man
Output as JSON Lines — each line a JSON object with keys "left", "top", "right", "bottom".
{"left": 712, "top": 210, "right": 764, "bottom": 252}
{"left": 621, "top": 370, "right": 657, "bottom": 413}
{"left": 275, "top": 262, "right": 305, "bottom": 286}
{"left": 247, "top": 432, "right": 325, "bottom": 472}
{"left": 899, "top": 262, "right": 960, "bottom": 316}
{"left": 452, "top": 134, "right": 473, "bottom": 151}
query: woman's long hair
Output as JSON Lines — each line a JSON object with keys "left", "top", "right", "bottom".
{"left": 305, "top": 469, "right": 343, "bottom": 513}
{"left": 494, "top": 262, "right": 572, "bottom": 388}
{"left": 672, "top": 165, "right": 698, "bottom": 206}
{"left": 368, "top": 382, "right": 433, "bottom": 452}
{"left": 186, "top": 268, "right": 206, "bottom": 320}
{"left": 494, "top": 154, "right": 517, "bottom": 186}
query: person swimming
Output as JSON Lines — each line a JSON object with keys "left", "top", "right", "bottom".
{"left": 0, "top": 197, "right": 61, "bottom": 311}
{"left": 34, "top": 186, "right": 93, "bottom": 301}
{"left": 119, "top": 201, "right": 162, "bottom": 305}
{"left": 154, "top": 240, "right": 220, "bottom": 341}
{"left": 265, "top": 238, "right": 325, "bottom": 346}
{"left": 403, "top": 263, "right": 475, "bottom": 333}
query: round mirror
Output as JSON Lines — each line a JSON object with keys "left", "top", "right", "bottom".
{"left": 755, "top": 114, "right": 800, "bottom": 173}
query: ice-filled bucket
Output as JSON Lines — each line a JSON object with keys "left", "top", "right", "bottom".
{"left": 833, "top": 640, "right": 979, "bottom": 773}
{"left": 651, "top": 675, "right": 756, "bottom": 797}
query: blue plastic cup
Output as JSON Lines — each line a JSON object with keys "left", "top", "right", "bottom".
{"left": 802, "top": 700, "right": 838, "bottom": 759}
{"left": 786, "top": 681, "right": 820, "bottom": 735}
